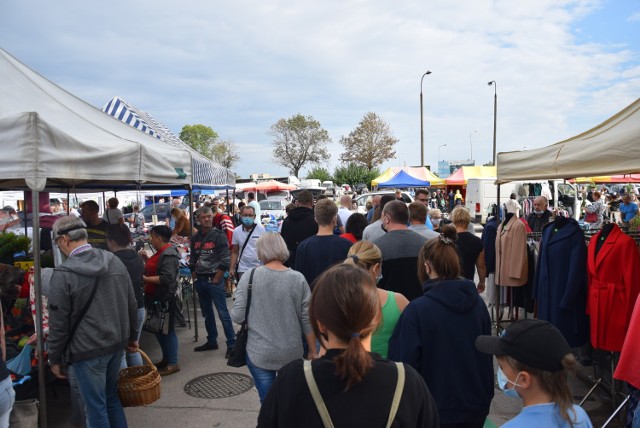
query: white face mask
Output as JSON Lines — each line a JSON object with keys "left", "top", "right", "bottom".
{"left": 497, "top": 366, "right": 522, "bottom": 398}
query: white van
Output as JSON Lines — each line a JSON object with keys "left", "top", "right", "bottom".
{"left": 322, "top": 181, "right": 336, "bottom": 198}
{"left": 466, "top": 178, "right": 580, "bottom": 224}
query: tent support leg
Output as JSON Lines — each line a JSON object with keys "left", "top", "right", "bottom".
{"left": 188, "top": 188, "right": 198, "bottom": 342}
{"left": 32, "top": 191, "right": 47, "bottom": 427}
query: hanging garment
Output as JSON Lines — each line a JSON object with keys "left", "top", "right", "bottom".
{"left": 495, "top": 214, "right": 527, "bottom": 287}
{"left": 534, "top": 218, "right": 589, "bottom": 347}
{"left": 587, "top": 224, "right": 640, "bottom": 352}
{"left": 614, "top": 295, "right": 640, "bottom": 389}
{"left": 481, "top": 217, "right": 498, "bottom": 275}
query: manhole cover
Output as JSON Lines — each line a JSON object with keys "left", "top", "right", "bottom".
{"left": 184, "top": 372, "right": 254, "bottom": 399}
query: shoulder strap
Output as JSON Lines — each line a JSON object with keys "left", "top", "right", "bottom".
{"left": 244, "top": 268, "right": 256, "bottom": 323}
{"left": 63, "top": 276, "right": 100, "bottom": 357}
{"left": 386, "top": 362, "right": 405, "bottom": 428}
{"left": 303, "top": 360, "right": 335, "bottom": 428}
{"left": 237, "top": 224, "right": 257, "bottom": 269}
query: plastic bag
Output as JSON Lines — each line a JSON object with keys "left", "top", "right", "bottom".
{"left": 6, "top": 343, "right": 33, "bottom": 375}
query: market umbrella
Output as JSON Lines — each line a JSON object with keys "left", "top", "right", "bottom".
{"left": 254, "top": 180, "right": 297, "bottom": 191}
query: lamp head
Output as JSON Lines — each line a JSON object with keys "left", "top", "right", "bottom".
{"left": 426, "top": 70, "right": 432, "bottom": 75}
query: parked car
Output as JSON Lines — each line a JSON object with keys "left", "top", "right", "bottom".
{"left": 291, "top": 187, "right": 325, "bottom": 201}
{"left": 354, "top": 183, "right": 369, "bottom": 194}
{"left": 259, "top": 199, "right": 287, "bottom": 220}
{"left": 322, "top": 181, "right": 336, "bottom": 198}
{"left": 354, "top": 191, "right": 414, "bottom": 215}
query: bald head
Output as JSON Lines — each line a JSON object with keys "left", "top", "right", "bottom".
{"left": 340, "top": 195, "right": 352, "bottom": 208}
{"left": 371, "top": 195, "right": 381, "bottom": 207}
{"left": 533, "top": 196, "right": 548, "bottom": 212}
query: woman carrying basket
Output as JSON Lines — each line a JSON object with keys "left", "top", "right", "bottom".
{"left": 139, "top": 225, "right": 181, "bottom": 376}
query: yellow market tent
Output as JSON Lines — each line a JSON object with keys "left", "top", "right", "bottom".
{"left": 445, "top": 166, "right": 497, "bottom": 186}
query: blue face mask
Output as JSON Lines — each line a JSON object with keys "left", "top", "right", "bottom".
{"left": 497, "top": 366, "right": 521, "bottom": 398}
{"left": 241, "top": 217, "right": 254, "bottom": 227}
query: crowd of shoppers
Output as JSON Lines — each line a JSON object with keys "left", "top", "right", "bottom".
{"left": 37, "top": 189, "right": 596, "bottom": 427}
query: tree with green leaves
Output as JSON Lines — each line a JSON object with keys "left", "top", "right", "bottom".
{"left": 306, "top": 166, "right": 333, "bottom": 183}
{"left": 333, "top": 163, "right": 381, "bottom": 188}
{"left": 179, "top": 124, "right": 219, "bottom": 158}
{"left": 212, "top": 139, "right": 240, "bottom": 170}
{"left": 270, "top": 114, "right": 331, "bottom": 178}
{"left": 339, "top": 112, "right": 398, "bottom": 170}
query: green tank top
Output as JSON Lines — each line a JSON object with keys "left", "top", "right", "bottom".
{"left": 371, "top": 290, "right": 401, "bottom": 358}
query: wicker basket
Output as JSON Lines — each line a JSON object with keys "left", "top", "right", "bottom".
{"left": 118, "top": 349, "right": 161, "bottom": 407}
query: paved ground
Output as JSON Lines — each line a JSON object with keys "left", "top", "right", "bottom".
{"left": 43, "top": 293, "right": 626, "bottom": 427}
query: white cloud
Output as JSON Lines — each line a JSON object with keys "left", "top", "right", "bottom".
{"left": 628, "top": 11, "right": 640, "bottom": 22}
{"left": 0, "top": 0, "right": 638, "bottom": 177}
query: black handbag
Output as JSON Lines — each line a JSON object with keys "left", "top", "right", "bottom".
{"left": 143, "top": 300, "right": 171, "bottom": 335}
{"left": 227, "top": 268, "right": 255, "bottom": 368}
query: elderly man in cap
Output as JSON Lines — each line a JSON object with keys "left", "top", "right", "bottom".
{"left": 48, "top": 215, "right": 138, "bottom": 427}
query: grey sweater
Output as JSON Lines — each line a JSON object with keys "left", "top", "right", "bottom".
{"left": 48, "top": 248, "right": 138, "bottom": 364}
{"left": 230, "top": 266, "right": 312, "bottom": 370}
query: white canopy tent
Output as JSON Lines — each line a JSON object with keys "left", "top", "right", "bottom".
{"left": 0, "top": 48, "right": 193, "bottom": 191}
{"left": 497, "top": 98, "right": 640, "bottom": 184}
{"left": 0, "top": 47, "right": 202, "bottom": 425}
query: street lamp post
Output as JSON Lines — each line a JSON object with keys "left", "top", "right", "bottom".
{"left": 488, "top": 80, "right": 497, "bottom": 165}
{"left": 420, "top": 70, "right": 432, "bottom": 167}
{"left": 469, "top": 129, "right": 478, "bottom": 162}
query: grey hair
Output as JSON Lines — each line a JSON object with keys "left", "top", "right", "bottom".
{"left": 256, "top": 233, "right": 290, "bottom": 263}
{"left": 53, "top": 215, "right": 88, "bottom": 242}
{"left": 197, "top": 206, "right": 213, "bottom": 217}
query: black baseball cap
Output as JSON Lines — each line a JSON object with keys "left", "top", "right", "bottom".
{"left": 475, "top": 319, "right": 572, "bottom": 372}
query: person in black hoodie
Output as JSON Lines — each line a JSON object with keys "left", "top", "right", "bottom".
{"left": 106, "top": 224, "right": 146, "bottom": 368}
{"left": 389, "top": 225, "right": 494, "bottom": 428}
{"left": 280, "top": 190, "right": 318, "bottom": 268}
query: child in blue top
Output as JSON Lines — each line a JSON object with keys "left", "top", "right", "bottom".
{"left": 475, "top": 319, "right": 593, "bottom": 428}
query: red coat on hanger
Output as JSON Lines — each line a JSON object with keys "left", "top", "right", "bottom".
{"left": 615, "top": 294, "right": 640, "bottom": 389}
{"left": 587, "top": 224, "right": 640, "bottom": 352}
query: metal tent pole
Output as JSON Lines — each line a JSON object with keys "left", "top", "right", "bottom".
{"left": 32, "top": 191, "right": 47, "bottom": 427}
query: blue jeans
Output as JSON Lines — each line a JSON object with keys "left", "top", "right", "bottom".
{"left": 155, "top": 327, "right": 178, "bottom": 365}
{"left": 121, "top": 307, "right": 145, "bottom": 369}
{"left": 73, "top": 350, "right": 127, "bottom": 428}
{"left": 246, "top": 354, "right": 276, "bottom": 404}
{"left": 67, "top": 365, "right": 86, "bottom": 427}
{"left": 0, "top": 375, "right": 15, "bottom": 428}
{"left": 194, "top": 277, "right": 236, "bottom": 348}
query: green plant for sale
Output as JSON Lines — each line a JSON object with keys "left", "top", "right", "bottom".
{"left": 0, "top": 233, "right": 31, "bottom": 262}
{"left": 629, "top": 216, "right": 640, "bottom": 232}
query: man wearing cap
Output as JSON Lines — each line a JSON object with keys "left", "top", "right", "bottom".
{"left": 190, "top": 206, "right": 236, "bottom": 356}
{"left": 475, "top": 319, "right": 592, "bottom": 427}
{"left": 48, "top": 215, "right": 139, "bottom": 427}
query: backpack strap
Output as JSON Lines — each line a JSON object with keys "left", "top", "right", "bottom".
{"left": 303, "top": 360, "right": 335, "bottom": 428}
{"left": 386, "top": 362, "right": 405, "bottom": 428}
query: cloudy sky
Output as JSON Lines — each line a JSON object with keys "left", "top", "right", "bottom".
{"left": 1, "top": 0, "right": 639, "bottom": 179}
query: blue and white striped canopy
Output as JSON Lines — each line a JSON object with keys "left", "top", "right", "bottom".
{"left": 103, "top": 96, "right": 234, "bottom": 187}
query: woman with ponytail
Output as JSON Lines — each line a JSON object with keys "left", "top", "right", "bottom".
{"left": 389, "top": 225, "right": 494, "bottom": 428}
{"left": 344, "top": 241, "right": 409, "bottom": 358}
{"left": 257, "top": 264, "right": 439, "bottom": 428}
